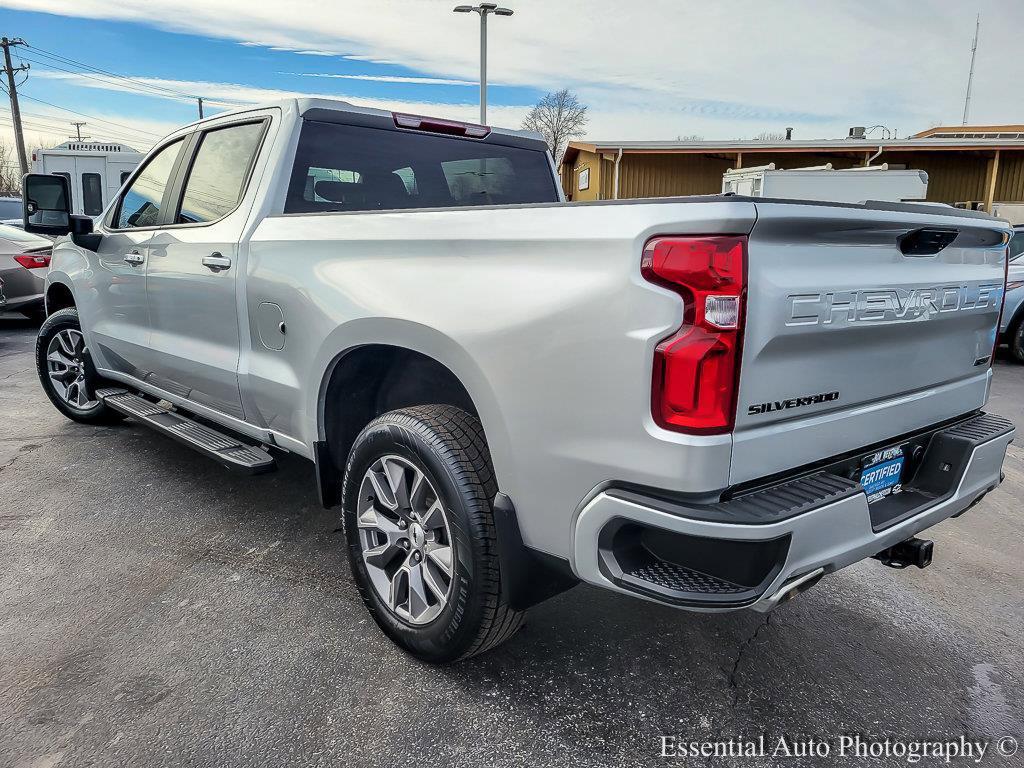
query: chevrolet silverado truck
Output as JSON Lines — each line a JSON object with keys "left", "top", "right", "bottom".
{"left": 22, "top": 98, "right": 1015, "bottom": 663}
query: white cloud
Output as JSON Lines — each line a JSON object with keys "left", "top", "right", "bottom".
{"left": 6, "top": 1, "right": 1024, "bottom": 140}
{"left": 28, "top": 69, "right": 534, "bottom": 139}
{"left": 282, "top": 72, "right": 478, "bottom": 86}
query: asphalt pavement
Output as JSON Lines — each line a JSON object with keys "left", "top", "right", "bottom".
{"left": 1, "top": 316, "right": 1022, "bottom": 768}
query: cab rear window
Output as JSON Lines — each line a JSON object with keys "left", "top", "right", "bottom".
{"left": 284, "top": 120, "right": 558, "bottom": 213}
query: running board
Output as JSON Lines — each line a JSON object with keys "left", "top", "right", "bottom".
{"left": 96, "top": 388, "right": 276, "bottom": 474}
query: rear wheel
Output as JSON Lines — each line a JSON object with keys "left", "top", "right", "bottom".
{"left": 342, "top": 405, "right": 524, "bottom": 663}
{"left": 35, "top": 308, "right": 125, "bottom": 424}
{"left": 1011, "top": 319, "right": 1024, "bottom": 363}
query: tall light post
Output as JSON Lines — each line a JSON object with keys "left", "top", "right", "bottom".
{"left": 453, "top": 3, "right": 513, "bottom": 124}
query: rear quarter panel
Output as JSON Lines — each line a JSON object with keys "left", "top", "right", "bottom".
{"left": 244, "top": 200, "right": 756, "bottom": 556}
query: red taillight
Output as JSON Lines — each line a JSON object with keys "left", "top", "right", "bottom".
{"left": 642, "top": 235, "right": 747, "bottom": 434}
{"left": 392, "top": 112, "right": 490, "bottom": 138}
{"left": 14, "top": 252, "right": 51, "bottom": 270}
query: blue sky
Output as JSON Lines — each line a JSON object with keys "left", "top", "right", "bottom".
{"left": 0, "top": 6, "right": 545, "bottom": 149}
{"left": 0, "top": 1, "right": 1021, "bottom": 150}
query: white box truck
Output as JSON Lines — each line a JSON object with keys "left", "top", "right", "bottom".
{"left": 722, "top": 163, "right": 929, "bottom": 204}
{"left": 31, "top": 141, "right": 144, "bottom": 218}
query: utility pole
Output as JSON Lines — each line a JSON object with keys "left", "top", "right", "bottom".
{"left": 69, "top": 121, "right": 89, "bottom": 141}
{"left": 0, "top": 37, "right": 30, "bottom": 176}
{"left": 197, "top": 97, "right": 204, "bottom": 119}
{"left": 453, "top": 4, "right": 514, "bottom": 124}
{"left": 962, "top": 14, "right": 979, "bottom": 125}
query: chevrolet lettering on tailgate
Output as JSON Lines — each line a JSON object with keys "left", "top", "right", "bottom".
{"left": 786, "top": 283, "right": 1004, "bottom": 327}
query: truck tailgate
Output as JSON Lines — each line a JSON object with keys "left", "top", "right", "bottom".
{"left": 731, "top": 202, "right": 1009, "bottom": 485}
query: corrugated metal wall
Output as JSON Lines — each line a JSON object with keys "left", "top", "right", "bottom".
{"left": 880, "top": 152, "right": 988, "bottom": 203}
{"left": 600, "top": 157, "right": 615, "bottom": 199}
{"left": 995, "top": 152, "right": 1024, "bottom": 201}
{"left": 616, "top": 153, "right": 866, "bottom": 199}
{"left": 617, "top": 154, "right": 732, "bottom": 198}
{"left": 564, "top": 148, "right": 1024, "bottom": 204}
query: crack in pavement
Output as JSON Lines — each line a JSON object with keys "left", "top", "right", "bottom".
{"left": 0, "top": 367, "right": 30, "bottom": 381}
{"left": 728, "top": 613, "right": 772, "bottom": 708}
{"left": 0, "top": 442, "right": 46, "bottom": 475}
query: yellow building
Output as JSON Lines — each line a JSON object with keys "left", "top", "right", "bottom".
{"left": 560, "top": 125, "right": 1024, "bottom": 210}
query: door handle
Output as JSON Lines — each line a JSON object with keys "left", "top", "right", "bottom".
{"left": 123, "top": 251, "right": 145, "bottom": 265}
{"left": 202, "top": 253, "right": 232, "bottom": 272}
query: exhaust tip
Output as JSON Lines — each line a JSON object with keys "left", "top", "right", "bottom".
{"left": 767, "top": 567, "right": 826, "bottom": 607}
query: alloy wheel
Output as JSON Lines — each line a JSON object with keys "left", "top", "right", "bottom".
{"left": 357, "top": 455, "right": 455, "bottom": 625}
{"left": 45, "top": 328, "right": 99, "bottom": 410}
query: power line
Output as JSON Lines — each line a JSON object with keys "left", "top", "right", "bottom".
{"left": 0, "top": 107, "right": 151, "bottom": 140}
{"left": 22, "top": 44, "right": 247, "bottom": 109}
{"left": 15, "top": 109, "right": 155, "bottom": 142}
{"left": 0, "top": 115, "right": 149, "bottom": 147}
{"left": 15, "top": 92, "right": 163, "bottom": 139}
{"left": 17, "top": 54, "right": 196, "bottom": 104}
{"left": 23, "top": 43, "right": 198, "bottom": 100}
{"left": 0, "top": 110, "right": 155, "bottom": 146}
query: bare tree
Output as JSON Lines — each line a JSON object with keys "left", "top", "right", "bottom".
{"left": 676, "top": 133, "right": 704, "bottom": 141}
{"left": 521, "top": 89, "right": 588, "bottom": 162}
{"left": 751, "top": 130, "right": 787, "bottom": 141}
{"left": 0, "top": 139, "right": 21, "bottom": 197}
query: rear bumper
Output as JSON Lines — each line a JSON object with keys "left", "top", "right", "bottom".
{"left": 0, "top": 265, "right": 44, "bottom": 312}
{"left": 572, "top": 412, "right": 1014, "bottom": 612}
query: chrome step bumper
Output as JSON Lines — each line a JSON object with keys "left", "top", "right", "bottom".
{"left": 572, "top": 412, "right": 1015, "bottom": 611}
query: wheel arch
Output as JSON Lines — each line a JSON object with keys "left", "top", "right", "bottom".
{"left": 311, "top": 320, "right": 516, "bottom": 506}
{"left": 44, "top": 278, "right": 76, "bottom": 316}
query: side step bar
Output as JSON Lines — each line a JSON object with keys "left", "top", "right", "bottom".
{"left": 96, "top": 388, "right": 276, "bottom": 474}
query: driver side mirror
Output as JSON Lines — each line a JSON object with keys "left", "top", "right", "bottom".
{"left": 23, "top": 173, "right": 98, "bottom": 248}
{"left": 23, "top": 173, "right": 72, "bottom": 236}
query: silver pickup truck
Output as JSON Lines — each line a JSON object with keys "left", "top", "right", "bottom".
{"left": 23, "top": 98, "right": 1015, "bottom": 663}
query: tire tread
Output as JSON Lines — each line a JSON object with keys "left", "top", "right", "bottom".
{"left": 344, "top": 404, "right": 524, "bottom": 660}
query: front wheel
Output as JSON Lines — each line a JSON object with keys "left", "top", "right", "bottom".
{"left": 341, "top": 405, "right": 524, "bottom": 663}
{"left": 35, "top": 308, "right": 125, "bottom": 424}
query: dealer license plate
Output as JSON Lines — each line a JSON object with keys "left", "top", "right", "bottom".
{"left": 859, "top": 446, "right": 905, "bottom": 504}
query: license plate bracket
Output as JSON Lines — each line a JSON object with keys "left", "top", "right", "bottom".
{"left": 859, "top": 447, "right": 906, "bottom": 504}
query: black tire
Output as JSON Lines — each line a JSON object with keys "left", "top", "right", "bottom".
{"left": 35, "top": 308, "right": 125, "bottom": 425}
{"left": 342, "top": 405, "right": 524, "bottom": 663}
{"left": 1012, "top": 318, "right": 1024, "bottom": 364}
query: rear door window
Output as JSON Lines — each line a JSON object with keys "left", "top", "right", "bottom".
{"left": 176, "top": 121, "right": 266, "bottom": 224}
{"left": 82, "top": 172, "right": 103, "bottom": 216}
{"left": 284, "top": 120, "right": 558, "bottom": 213}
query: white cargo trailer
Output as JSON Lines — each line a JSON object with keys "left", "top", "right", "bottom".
{"left": 721, "top": 163, "right": 929, "bottom": 204}
{"left": 30, "top": 141, "right": 144, "bottom": 217}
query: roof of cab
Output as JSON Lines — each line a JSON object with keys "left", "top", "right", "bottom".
{"left": 178, "top": 96, "right": 544, "bottom": 145}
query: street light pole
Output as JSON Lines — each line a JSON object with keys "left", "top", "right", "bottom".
{"left": 453, "top": 3, "right": 513, "bottom": 124}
